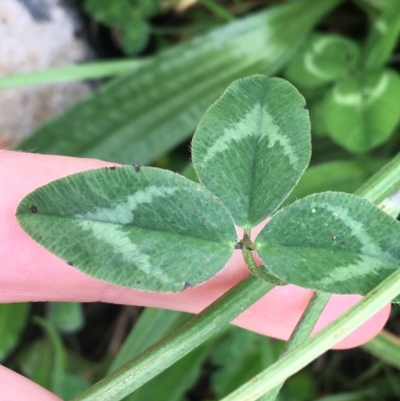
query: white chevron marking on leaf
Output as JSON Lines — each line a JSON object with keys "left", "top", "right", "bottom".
{"left": 332, "top": 73, "right": 389, "bottom": 107}
{"left": 201, "top": 103, "right": 298, "bottom": 166}
{"left": 77, "top": 220, "right": 152, "bottom": 275}
{"left": 75, "top": 186, "right": 178, "bottom": 225}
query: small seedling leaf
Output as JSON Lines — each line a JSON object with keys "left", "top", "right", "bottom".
{"left": 324, "top": 69, "right": 400, "bottom": 153}
{"left": 284, "top": 33, "right": 360, "bottom": 88}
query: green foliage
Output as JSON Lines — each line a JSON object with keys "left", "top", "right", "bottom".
{"left": 16, "top": 167, "right": 236, "bottom": 292}
{"left": 16, "top": 317, "right": 91, "bottom": 399}
{"left": 285, "top": 159, "right": 387, "bottom": 204}
{"left": 192, "top": 75, "right": 311, "bottom": 228}
{"left": 0, "top": 303, "right": 29, "bottom": 361}
{"left": 19, "top": 73, "right": 400, "bottom": 301}
{"left": 109, "top": 308, "right": 191, "bottom": 373}
{"left": 113, "top": 309, "right": 216, "bottom": 401}
{"left": 323, "top": 70, "right": 400, "bottom": 152}
{"left": 362, "top": 0, "right": 400, "bottom": 69}
{"left": 84, "top": 0, "right": 161, "bottom": 54}
{"left": 211, "top": 329, "right": 283, "bottom": 398}
{"left": 284, "top": 33, "right": 360, "bottom": 88}
{"left": 49, "top": 303, "right": 84, "bottom": 334}
{"left": 256, "top": 192, "right": 400, "bottom": 300}
{"left": 6, "top": 0, "right": 400, "bottom": 400}
{"left": 17, "top": 0, "right": 339, "bottom": 164}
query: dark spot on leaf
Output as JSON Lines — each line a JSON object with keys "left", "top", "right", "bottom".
{"left": 67, "top": 261, "right": 74, "bottom": 266}
{"left": 183, "top": 282, "right": 193, "bottom": 290}
{"left": 30, "top": 205, "right": 38, "bottom": 213}
{"left": 235, "top": 242, "right": 244, "bottom": 250}
{"left": 340, "top": 241, "right": 346, "bottom": 245}
{"left": 136, "top": 280, "right": 141, "bottom": 284}
{"left": 208, "top": 132, "right": 212, "bottom": 135}
{"left": 303, "top": 104, "right": 308, "bottom": 110}
{"left": 133, "top": 165, "right": 141, "bottom": 172}
{"left": 108, "top": 166, "right": 117, "bottom": 170}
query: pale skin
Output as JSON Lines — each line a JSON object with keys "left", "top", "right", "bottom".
{"left": 0, "top": 150, "right": 390, "bottom": 400}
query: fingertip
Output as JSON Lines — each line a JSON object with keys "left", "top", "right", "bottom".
{"left": 0, "top": 365, "right": 62, "bottom": 401}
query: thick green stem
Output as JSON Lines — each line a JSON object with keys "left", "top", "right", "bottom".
{"left": 259, "top": 292, "right": 330, "bottom": 401}
{"left": 70, "top": 275, "right": 274, "bottom": 401}
{"left": 220, "top": 267, "right": 400, "bottom": 401}
{"left": 356, "top": 151, "right": 400, "bottom": 203}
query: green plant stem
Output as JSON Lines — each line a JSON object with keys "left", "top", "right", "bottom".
{"left": 242, "top": 246, "right": 285, "bottom": 285}
{"left": 356, "top": 151, "right": 400, "bottom": 202}
{"left": 259, "top": 291, "right": 331, "bottom": 401}
{"left": 362, "top": 0, "right": 400, "bottom": 69}
{"left": 220, "top": 267, "right": 400, "bottom": 401}
{"left": 0, "top": 60, "right": 145, "bottom": 89}
{"left": 223, "top": 153, "right": 400, "bottom": 401}
{"left": 70, "top": 274, "right": 275, "bottom": 401}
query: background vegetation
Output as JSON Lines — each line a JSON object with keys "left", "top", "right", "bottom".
{"left": 2, "top": 0, "right": 400, "bottom": 400}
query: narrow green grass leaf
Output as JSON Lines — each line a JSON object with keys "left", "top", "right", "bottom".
{"left": 0, "top": 60, "right": 144, "bottom": 89}
{"left": 109, "top": 308, "right": 212, "bottom": 401}
{"left": 284, "top": 33, "right": 360, "bottom": 88}
{"left": 362, "top": 0, "right": 400, "bottom": 70}
{"left": 17, "top": 0, "right": 342, "bottom": 164}
{"left": 109, "top": 309, "right": 191, "bottom": 373}
{"left": 192, "top": 75, "right": 311, "bottom": 228}
{"left": 324, "top": 69, "right": 400, "bottom": 153}
{"left": 16, "top": 166, "right": 236, "bottom": 292}
{"left": 256, "top": 192, "right": 400, "bottom": 300}
{"left": 362, "top": 330, "right": 400, "bottom": 370}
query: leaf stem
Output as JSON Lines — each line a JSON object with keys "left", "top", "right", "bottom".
{"left": 242, "top": 245, "right": 286, "bottom": 285}
{"left": 70, "top": 274, "right": 275, "bottom": 401}
{"left": 220, "top": 267, "right": 400, "bottom": 401}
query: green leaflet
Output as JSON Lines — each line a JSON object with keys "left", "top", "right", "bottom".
{"left": 192, "top": 75, "right": 311, "bottom": 229}
{"left": 323, "top": 69, "right": 400, "bottom": 153}
{"left": 16, "top": 166, "right": 237, "bottom": 293}
{"left": 284, "top": 33, "right": 360, "bottom": 88}
{"left": 256, "top": 192, "right": 400, "bottom": 301}
{"left": 17, "top": 0, "right": 342, "bottom": 164}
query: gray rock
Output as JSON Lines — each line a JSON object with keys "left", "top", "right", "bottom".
{"left": 0, "top": 0, "right": 95, "bottom": 148}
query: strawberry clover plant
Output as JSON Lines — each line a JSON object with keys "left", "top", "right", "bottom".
{"left": 16, "top": 75, "right": 400, "bottom": 401}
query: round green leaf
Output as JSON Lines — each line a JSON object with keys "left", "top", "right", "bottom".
{"left": 324, "top": 69, "right": 400, "bottom": 153}
{"left": 284, "top": 33, "right": 360, "bottom": 88}
{"left": 16, "top": 166, "right": 237, "bottom": 293}
{"left": 191, "top": 75, "right": 311, "bottom": 229}
{"left": 256, "top": 192, "right": 400, "bottom": 301}
{"left": 121, "top": 18, "right": 150, "bottom": 55}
